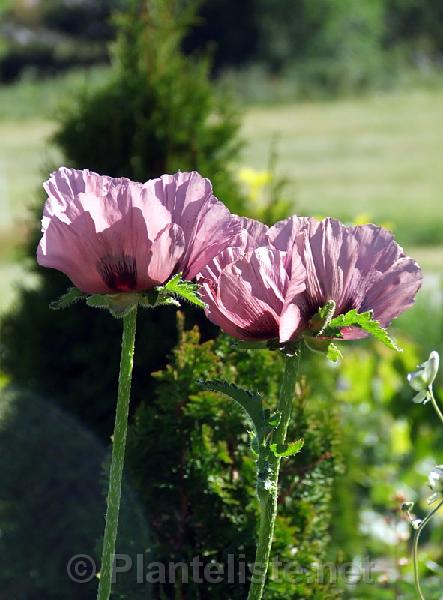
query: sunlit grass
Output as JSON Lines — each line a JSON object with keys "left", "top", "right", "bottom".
{"left": 242, "top": 88, "right": 443, "bottom": 247}
{"left": 0, "top": 77, "right": 442, "bottom": 316}
{"left": 0, "top": 120, "right": 58, "bottom": 235}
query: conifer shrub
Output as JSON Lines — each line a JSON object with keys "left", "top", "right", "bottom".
{"left": 0, "top": 3, "right": 344, "bottom": 598}
{"left": 0, "top": 0, "right": 244, "bottom": 439}
{"left": 127, "top": 314, "right": 342, "bottom": 598}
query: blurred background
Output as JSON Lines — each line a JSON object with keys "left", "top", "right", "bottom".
{"left": 0, "top": 1, "right": 442, "bottom": 598}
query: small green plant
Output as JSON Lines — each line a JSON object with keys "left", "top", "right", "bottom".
{"left": 127, "top": 314, "right": 342, "bottom": 599}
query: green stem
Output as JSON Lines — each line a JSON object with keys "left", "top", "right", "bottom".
{"left": 97, "top": 307, "right": 137, "bottom": 600}
{"left": 429, "top": 388, "right": 443, "bottom": 427}
{"left": 413, "top": 499, "right": 443, "bottom": 600}
{"left": 247, "top": 351, "right": 300, "bottom": 600}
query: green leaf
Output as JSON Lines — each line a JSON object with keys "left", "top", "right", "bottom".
{"left": 327, "top": 343, "right": 343, "bottom": 363}
{"left": 309, "top": 300, "right": 336, "bottom": 335}
{"left": 325, "top": 309, "right": 401, "bottom": 351}
{"left": 158, "top": 274, "right": 205, "bottom": 308}
{"left": 270, "top": 439, "right": 304, "bottom": 458}
{"left": 86, "top": 293, "right": 138, "bottom": 318}
{"left": 49, "top": 287, "right": 86, "bottom": 310}
{"left": 304, "top": 337, "right": 343, "bottom": 362}
{"left": 199, "top": 380, "right": 267, "bottom": 441}
{"left": 85, "top": 294, "right": 111, "bottom": 310}
{"left": 266, "top": 411, "right": 281, "bottom": 428}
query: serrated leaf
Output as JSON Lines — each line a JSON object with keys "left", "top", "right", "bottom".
{"left": 158, "top": 274, "right": 205, "bottom": 308}
{"left": 309, "top": 300, "right": 336, "bottom": 334}
{"left": 154, "top": 296, "right": 181, "bottom": 308}
{"left": 49, "top": 287, "right": 86, "bottom": 310}
{"left": 86, "top": 294, "right": 111, "bottom": 309}
{"left": 199, "top": 380, "right": 266, "bottom": 440}
{"left": 270, "top": 439, "right": 304, "bottom": 458}
{"left": 325, "top": 309, "right": 401, "bottom": 351}
{"left": 266, "top": 411, "right": 281, "bottom": 428}
{"left": 86, "top": 293, "right": 138, "bottom": 318}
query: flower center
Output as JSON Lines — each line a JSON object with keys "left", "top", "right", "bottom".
{"left": 97, "top": 255, "right": 137, "bottom": 292}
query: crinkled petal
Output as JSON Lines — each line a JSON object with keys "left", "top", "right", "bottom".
{"left": 268, "top": 215, "right": 422, "bottom": 336}
{"left": 359, "top": 257, "right": 422, "bottom": 326}
{"left": 198, "top": 280, "right": 256, "bottom": 341}
{"left": 39, "top": 167, "right": 183, "bottom": 293}
{"left": 38, "top": 211, "right": 114, "bottom": 293}
{"left": 147, "top": 224, "right": 185, "bottom": 285}
{"left": 279, "top": 303, "right": 302, "bottom": 343}
{"left": 232, "top": 217, "right": 269, "bottom": 254}
{"left": 279, "top": 251, "right": 307, "bottom": 342}
{"left": 150, "top": 171, "right": 242, "bottom": 279}
{"left": 199, "top": 247, "right": 290, "bottom": 340}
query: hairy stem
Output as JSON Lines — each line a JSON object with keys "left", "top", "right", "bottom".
{"left": 97, "top": 307, "right": 137, "bottom": 600}
{"left": 247, "top": 351, "right": 300, "bottom": 600}
{"left": 413, "top": 499, "right": 443, "bottom": 600}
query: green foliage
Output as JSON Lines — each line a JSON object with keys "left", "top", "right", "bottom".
{"left": 158, "top": 274, "right": 205, "bottom": 309}
{"left": 199, "top": 379, "right": 267, "bottom": 443}
{"left": 327, "top": 343, "right": 343, "bottom": 363}
{"left": 326, "top": 309, "right": 401, "bottom": 351}
{"left": 127, "top": 315, "right": 342, "bottom": 598}
{"left": 326, "top": 336, "right": 443, "bottom": 598}
{"left": 0, "top": 0, "right": 245, "bottom": 440}
{"left": 54, "top": 0, "right": 244, "bottom": 214}
{"left": 48, "top": 276, "right": 203, "bottom": 319}
{"left": 270, "top": 439, "right": 304, "bottom": 458}
{"left": 309, "top": 300, "right": 337, "bottom": 335}
{"left": 0, "top": 0, "right": 116, "bottom": 82}
{"left": 49, "top": 286, "right": 86, "bottom": 310}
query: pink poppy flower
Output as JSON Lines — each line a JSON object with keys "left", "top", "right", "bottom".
{"left": 199, "top": 215, "right": 422, "bottom": 344}
{"left": 197, "top": 219, "right": 307, "bottom": 342}
{"left": 267, "top": 216, "right": 423, "bottom": 340}
{"left": 37, "top": 168, "right": 241, "bottom": 294}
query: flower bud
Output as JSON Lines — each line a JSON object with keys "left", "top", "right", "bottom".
{"left": 401, "top": 501, "right": 414, "bottom": 513}
{"left": 411, "top": 518, "right": 423, "bottom": 530}
{"left": 407, "top": 351, "right": 440, "bottom": 403}
{"left": 428, "top": 465, "right": 443, "bottom": 493}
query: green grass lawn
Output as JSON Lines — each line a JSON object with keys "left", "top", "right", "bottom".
{"left": 241, "top": 88, "right": 443, "bottom": 247}
{"left": 0, "top": 120, "right": 57, "bottom": 236}
{"left": 0, "top": 79, "right": 442, "bottom": 315}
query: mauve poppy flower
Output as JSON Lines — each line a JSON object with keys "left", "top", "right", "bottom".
{"left": 198, "top": 219, "right": 307, "bottom": 342}
{"left": 199, "top": 215, "right": 422, "bottom": 344}
{"left": 37, "top": 168, "right": 241, "bottom": 294}
{"left": 267, "top": 216, "right": 423, "bottom": 340}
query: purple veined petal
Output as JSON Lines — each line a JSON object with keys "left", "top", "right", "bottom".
{"left": 279, "top": 303, "right": 302, "bottom": 343}
{"left": 339, "top": 327, "right": 368, "bottom": 341}
{"left": 38, "top": 167, "right": 186, "bottom": 294}
{"left": 38, "top": 211, "right": 116, "bottom": 293}
{"left": 267, "top": 214, "right": 422, "bottom": 341}
{"left": 233, "top": 217, "right": 269, "bottom": 254}
{"left": 149, "top": 171, "right": 242, "bottom": 279}
{"left": 359, "top": 256, "right": 423, "bottom": 327}
{"left": 39, "top": 207, "right": 159, "bottom": 293}
{"left": 198, "top": 246, "right": 264, "bottom": 340}
{"left": 198, "top": 279, "right": 258, "bottom": 341}
{"left": 217, "top": 265, "right": 281, "bottom": 340}
{"left": 198, "top": 245, "right": 298, "bottom": 341}
{"left": 279, "top": 250, "right": 307, "bottom": 342}
{"left": 146, "top": 224, "right": 185, "bottom": 286}
{"left": 197, "top": 246, "right": 245, "bottom": 285}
